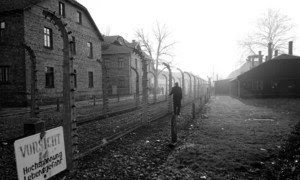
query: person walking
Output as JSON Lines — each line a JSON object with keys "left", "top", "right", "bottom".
{"left": 169, "top": 82, "right": 182, "bottom": 115}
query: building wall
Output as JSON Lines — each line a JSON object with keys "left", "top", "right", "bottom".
{"left": 103, "top": 53, "right": 131, "bottom": 95}
{"left": 215, "top": 79, "right": 230, "bottom": 95}
{"left": 23, "top": 0, "right": 102, "bottom": 105}
{"left": 0, "top": 11, "right": 27, "bottom": 106}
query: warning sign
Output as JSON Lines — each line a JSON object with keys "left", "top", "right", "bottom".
{"left": 14, "top": 126, "right": 66, "bottom": 180}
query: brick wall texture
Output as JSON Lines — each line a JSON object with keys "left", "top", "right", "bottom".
{"left": 0, "top": 0, "right": 103, "bottom": 107}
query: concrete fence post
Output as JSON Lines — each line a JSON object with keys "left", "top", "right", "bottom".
{"left": 43, "top": 10, "right": 77, "bottom": 170}
{"left": 170, "top": 115, "right": 177, "bottom": 144}
{"left": 56, "top": 97, "right": 60, "bottom": 111}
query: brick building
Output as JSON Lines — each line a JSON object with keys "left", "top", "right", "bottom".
{"left": 0, "top": 0, "right": 103, "bottom": 107}
{"left": 102, "top": 36, "right": 144, "bottom": 96}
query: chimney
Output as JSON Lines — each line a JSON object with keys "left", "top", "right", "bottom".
{"left": 268, "top": 42, "right": 272, "bottom": 60}
{"left": 258, "top": 51, "right": 262, "bottom": 64}
{"left": 288, "top": 41, "right": 293, "bottom": 55}
{"left": 274, "top": 50, "right": 278, "bottom": 57}
{"left": 251, "top": 57, "right": 255, "bottom": 68}
{"left": 132, "top": 40, "right": 136, "bottom": 44}
{"left": 265, "top": 55, "right": 268, "bottom": 62}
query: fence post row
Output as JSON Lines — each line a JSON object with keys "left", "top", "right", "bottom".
{"left": 22, "top": 44, "right": 40, "bottom": 118}
{"left": 131, "top": 66, "right": 140, "bottom": 107}
{"left": 184, "top": 72, "right": 192, "bottom": 100}
{"left": 43, "top": 10, "right": 77, "bottom": 171}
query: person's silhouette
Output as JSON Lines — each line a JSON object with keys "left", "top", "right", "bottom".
{"left": 169, "top": 82, "right": 182, "bottom": 115}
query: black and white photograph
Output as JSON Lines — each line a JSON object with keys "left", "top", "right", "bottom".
{"left": 0, "top": 0, "right": 300, "bottom": 179}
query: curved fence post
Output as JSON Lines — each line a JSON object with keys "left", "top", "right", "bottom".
{"left": 163, "top": 63, "right": 172, "bottom": 113}
{"left": 43, "top": 10, "right": 76, "bottom": 170}
{"left": 162, "top": 74, "right": 168, "bottom": 101}
{"left": 177, "top": 68, "right": 185, "bottom": 102}
{"left": 184, "top": 72, "right": 192, "bottom": 100}
{"left": 97, "top": 59, "right": 109, "bottom": 115}
{"left": 131, "top": 66, "right": 140, "bottom": 107}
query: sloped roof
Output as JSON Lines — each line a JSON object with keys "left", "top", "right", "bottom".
{"left": 237, "top": 54, "right": 300, "bottom": 80}
{"left": 102, "top": 35, "right": 144, "bottom": 55}
{"left": 0, "top": 0, "right": 42, "bottom": 12}
{"left": 227, "top": 61, "right": 260, "bottom": 79}
{"left": 102, "top": 36, "right": 132, "bottom": 55}
{"left": 0, "top": 0, "right": 103, "bottom": 41}
{"left": 272, "top": 54, "right": 300, "bottom": 60}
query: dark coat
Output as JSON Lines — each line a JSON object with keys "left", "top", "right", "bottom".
{"left": 169, "top": 86, "right": 182, "bottom": 103}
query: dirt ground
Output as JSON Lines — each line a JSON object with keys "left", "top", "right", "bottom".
{"left": 2, "top": 96, "right": 299, "bottom": 179}
{"left": 155, "top": 96, "right": 300, "bottom": 179}
{"left": 64, "top": 96, "right": 299, "bottom": 179}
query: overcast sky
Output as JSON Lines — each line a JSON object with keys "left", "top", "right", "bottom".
{"left": 77, "top": 0, "right": 300, "bottom": 80}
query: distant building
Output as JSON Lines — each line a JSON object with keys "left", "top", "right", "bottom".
{"left": 230, "top": 54, "right": 300, "bottom": 98}
{"left": 102, "top": 36, "right": 144, "bottom": 96}
{"left": 227, "top": 60, "right": 260, "bottom": 80}
{"left": 0, "top": 0, "right": 103, "bottom": 107}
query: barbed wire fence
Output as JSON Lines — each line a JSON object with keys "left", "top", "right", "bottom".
{"left": 0, "top": 9, "right": 212, "bottom": 175}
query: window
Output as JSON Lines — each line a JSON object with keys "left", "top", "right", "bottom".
{"left": 118, "top": 77, "right": 125, "bottom": 87}
{"left": 104, "top": 58, "right": 110, "bottom": 68}
{"left": 0, "top": 21, "right": 5, "bottom": 40}
{"left": 45, "top": 67, "right": 54, "bottom": 88}
{"left": 88, "top": 71, "right": 93, "bottom": 88}
{"left": 0, "top": 66, "right": 10, "bottom": 84}
{"left": 118, "top": 58, "right": 124, "bottom": 68}
{"left": 74, "top": 69, "right": 77, "bottom": 88}
{"left": 70, "top": 36, "right": 76, "bottom": 55}
{"left": 76, "top": 11, "right": 82, "bottom": 24}
{"left": 44, "top": 27, "right": 53, "bottom": 48}
{"left": 87, "top": 42, "right": 93, "bottom": 58}
{"left": 59, "top": 2, "right": 65, "bottom": 17}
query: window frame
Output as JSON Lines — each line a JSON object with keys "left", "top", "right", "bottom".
{"left": 118, "top": 58, "right": 124, "bottom": 69}
{"left": 0, "top": 21, "right": 5, "bottom": 41}
{"left": 45, "top": 66, "right": 55, "bottom": 88}
{"left": 88, "top": 71, "right": 94, "bottom": 88}
{"left": 43, "top": 27, "right": 53, "bottom": 49}
{"left": 87, "top": 42, "right": 93, "bottom": 58}
{"left": 76, "top": 11, "right": 82, "bottom": 24}
{"left": 59, "top": 2, "right": 65, "bottom": 17}
{"left": 0, "top": 66, "right": 10, "bottom": 84}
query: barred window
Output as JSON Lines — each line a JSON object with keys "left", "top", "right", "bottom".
{"left": 59, "top": 2, "right": 65, "bottom": 17}
{"left": 45, "top": 67, "right": 54, "bottom": 88}
{"left": 87, "top": 42, "right": 93, "bottom": 58}
{"left": 76, "top": 11, "right": 82, "bottom": 24}
{"left": 44, "top": 27, "right": 53, "bottom": 48}
{"left": 88, "top": 71, "right": 94, "bottom": 88}
{"left": 0, "top": 66, "right": 10, "bottom": 83}
{"left": 0, "top": 21, "right": 5, "bottom": 40}
{"left": 118, "top": 58, "right": 124, "bottom": 68}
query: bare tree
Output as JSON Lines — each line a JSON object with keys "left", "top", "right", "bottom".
{"left": 136, "top": 22, "right": 175, "bottom": 103}
{"left": 240, "top": 9, "right": 294, "bottom": 56}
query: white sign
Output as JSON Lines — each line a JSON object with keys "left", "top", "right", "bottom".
{"left": 14, "top": 126, "right": 66, "bottom": 180}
